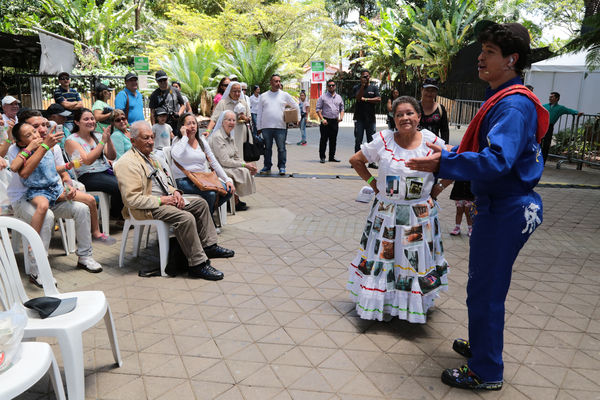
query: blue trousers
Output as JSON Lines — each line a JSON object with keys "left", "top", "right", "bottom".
{"left": 354, "top": 119, "right": 376, "bottom": 153}
{"left": 467, "top": 191, "right": 543, "bottom": 382}
{"left": 262, "top": 128, "right": 287, "bottom": 170}
{"left": 299, "top": 114, "right": 307, "bottom": 142}
{"left": 176, "top": 177, "right": 232, "bottom": 214}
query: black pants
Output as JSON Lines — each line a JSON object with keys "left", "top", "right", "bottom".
{"left": 319, "top": 118, "right": 339, "bottom": 160}
{"left": 78, "top": 170, "right": 124, "bottom": 219}
{"left": 541, "top": 124, "right": 554, "bottom": 165}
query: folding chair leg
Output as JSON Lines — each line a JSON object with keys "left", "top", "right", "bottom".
{"left": 118, "top": 220, "right": 132, "bottom": 268}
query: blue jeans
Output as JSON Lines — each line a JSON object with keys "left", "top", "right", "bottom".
{"left": 262, "top": 128, "right": 287, "bottom": 170}
{"left": 299, "top": 114, "right": 307, "bottom": 142}
{"left": 354, "top": 119, "right": 376, "bottom": 153}
{"left": 176, "top": 177, "right": 232, "bottom": 214}
{"left": 251, "top": 113, "right": 258, "bottom": 136}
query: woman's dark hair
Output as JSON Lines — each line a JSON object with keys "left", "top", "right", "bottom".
{"left": 217, "top": 77, "right": 229, "bottom": 95}
{"left": 252, "top": 85, "right": 260, "bottom": 92}
{"left": 175, "top": 112, "right": 202, "bottom": 143}
{"left": 172, "top": 81, "right": 180, "bottom": 87}
{"left": 12, "top": 122, "right": 30, "bottom": 145}
{"left": 478, "top": 23, "right": 530, "bottom": 75}
{"left": 71, "top": 108, "right": 94, "bottom": 134}
{"left": 390, "top": 88, "right": 400, "bottom": 99}
{"left": 391, "top": 96, "right": 421, "bottom": 116}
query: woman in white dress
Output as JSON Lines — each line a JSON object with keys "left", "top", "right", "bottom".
{"left": 348, "top": 96, "right": 448, "bottom": 324}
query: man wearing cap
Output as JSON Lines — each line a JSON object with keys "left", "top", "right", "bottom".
{"left": 352, "top": 69, "right": 381, "bottom": 168}
{"left": 406, "top": 22, "right": 549, "bottom": 390}
{"left": 149, "top": 70, "right": 185, "bottom": 132}
{"left": 115, "top": 72, "right": 145, "bottom": 124}
{"left": 114, "top": 120, "right": 233, "bottom": 280}
{"left": 53, "top": 72, "right": 83, "bottom": 132}
{"left": 45, "top": 103, "right": 72, "bottom": 148}
{"left": 2, "top": 95, "right": 20, "bottom": 126}
{"left": 541, "top": 91, "right": 583, "bottom": 165}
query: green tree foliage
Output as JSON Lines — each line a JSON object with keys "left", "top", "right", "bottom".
{"left": 565, "top": 14, "right": 600, "bottom": 70}
{"left": 217, "top": 39, "right": 283, "bottom": 91}
{"left": 158, "top": 40, "right": 226, "bottom": 115}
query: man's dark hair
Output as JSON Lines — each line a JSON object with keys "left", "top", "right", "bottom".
{"left": 326, "top": 79, "right": 335, "bottom": 86}
{"left": 270, "top": 73, "right": 281, "bottom": 79}
{"left": 551, "top": 91, "right": 560, "bottom": 100}
{"left": 361, "top": 70, "right": 370, "bottom": 76}
{"left": 478, "top": 23, "right": 530, "bottom": 75}
{"left": 18, "top": 108, "right": 42, "bottom": 122}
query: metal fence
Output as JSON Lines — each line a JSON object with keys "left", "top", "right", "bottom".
{"left": 553, "top": 113, "right": 600, "bottom": 169}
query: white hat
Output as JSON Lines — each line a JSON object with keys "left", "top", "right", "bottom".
{"left": 356, "top": 186, "right": 375, "bottom": 203}
{"left": 2, "top": 96, "right": 20, "bottom": 106}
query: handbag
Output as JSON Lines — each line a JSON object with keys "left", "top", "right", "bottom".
{"left": 172, "top": 148, "right": 228, "bottom": 196}
{"left": 243, "top": 121, "right": 264, "bottom": 162}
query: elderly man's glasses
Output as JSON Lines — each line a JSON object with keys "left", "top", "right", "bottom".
{"left": 114, "top": 118, "right": 127, "bottom": 123}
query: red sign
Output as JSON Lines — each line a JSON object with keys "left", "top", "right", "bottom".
{"left": 312, "top": 72, "right": 325, "bottom": 83}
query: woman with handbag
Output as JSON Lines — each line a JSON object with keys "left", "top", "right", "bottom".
{"left": 204, "top": 82, "right": 251, "bottom": 156}
{"left": 171, "top": 113, "right": 234, "bottom": 214}
{"left": 209, "top": 110, "right": 256, "bottom": 211}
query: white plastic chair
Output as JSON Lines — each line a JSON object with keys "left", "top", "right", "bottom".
{"left": 0, "top": 216, "right": 122, "bottom": 400}
{"left": 87, "top": 191, "right": 110, "bottom": 235}
{"left": 0, "top": 341, "right": 66, "bottom": 400}
{"left": 119, "top": 213, "right": 170, "bottom": 277}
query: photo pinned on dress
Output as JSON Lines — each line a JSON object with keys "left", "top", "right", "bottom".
{"left": 378, "top": 201, "right": 394, "bottom": 216}
{"left": 395, "top": 204, "right": 411, "bottom": 226}
{"left": 373, "top": 216, "right": 384, "bottom": 233}
{"left": 386, "top": 267, "right": 396, "bottom": 291}
{"left": 380, "top": 240, "right": 395, "bottom": 260}
{"left": 405, "top": 177, "right": 424, "bottom": 200}
{"left": 368, "top": 198, "right": 379, "bottom": 219}
{"left": 374, "top": 239, "right": 381, "bottom": 255}
{"left": 373, "top": 261, "right": 386, "bottom": 277}
{"left": 412, "top": 203, "right": 429, "bottom": 221}
{"left": 385, "top": 176, "right": 401, "bottom": 198}
{"left": 395, "top": 275, "right": 413, "bottom": 291}
{"left": 404, "top": 248, "right": 419, "bottom": 270}
{"left": 433, "top": 217, "right": 440, "bottom": 237}
{"left": 358, "top": 258, "right": 374, "bottom": 275}
{"left": 382, "top": 226, "right": 396, "bottom": 240}
{"left": 402, "top": 225, "right": 423, "bottom": 245}
{"left": 364, "top": 220, "right": 372, "bottom": 236}
{"left": 360, "top": 233, "right": 368, "bottom": 249}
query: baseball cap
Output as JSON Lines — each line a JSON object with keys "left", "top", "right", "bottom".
{"left": 155, "top": 107, "right": 168, "bottom": 116}
{"left": 24, "top": 296, "right": 77, "bottom": 319}
{"left": 1, "top": 96, "right": 20, "bottom": 106}
{"left": 95, "top": 83, "right": 113, "bottom": 92}
{"left": 58, "top": 71, "right": 70, "bottom": 80}
{"left": 356, "top": 186, "right": 375, "bottom": 203}
{"left": 46, "top": 103, "right": 71, "bottom": 117}
{"left": 422, "top": 78, "right": 439, "bottom": 90}
{"left": 155, "top": 70, "right": 168, "bottom": 81}
{"left": 124, "top": 72, "right": 138, "bottom": 81}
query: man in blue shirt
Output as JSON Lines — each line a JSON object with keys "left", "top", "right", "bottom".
{"left": 115, "top": 72, "right": 145, "bottom": 124}
{"left": 407, "top": 22, "right": 549, "bottom": 391}
{"left": 53, "top": 72, "right": 83, "bottom": 132}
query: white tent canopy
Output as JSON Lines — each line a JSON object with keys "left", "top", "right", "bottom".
{"left": 525, "top": 51, "right": 599, "bottom": 115}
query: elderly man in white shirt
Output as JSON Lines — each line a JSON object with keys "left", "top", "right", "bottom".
{"left": 256, "top": 74, "right": 299, "bottom": 175}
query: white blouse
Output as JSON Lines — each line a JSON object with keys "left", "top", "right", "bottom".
{"left": 170, "top": 135, "right": 232, "bottom": 183}
{"left": 361, "top": 129, "right": 444, "bottom": 202}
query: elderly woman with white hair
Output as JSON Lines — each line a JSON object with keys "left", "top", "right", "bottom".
{"left": 205, "top": 81, "right": 251, "bottom": 156}
{"left": 209, "top": 110, "right": 257, "bottom": 211}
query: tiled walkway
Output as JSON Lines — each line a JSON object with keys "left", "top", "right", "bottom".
{"left": 14, "top": 126, "right": 600, "bottom": 399}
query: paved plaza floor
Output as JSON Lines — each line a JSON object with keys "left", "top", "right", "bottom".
{"left": 15, "top": 126, "right": 600, "bottom": 399}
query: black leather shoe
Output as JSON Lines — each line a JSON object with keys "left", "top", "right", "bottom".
{"left": 189, "top": 261, "right": 224, "bottom": 280}
{"left": 138, "top": 267, "right": 161, "bottom": 278}
{"left": 235, "top": 202, "right": 248, "bottom": 211}
{"left": 329, "top": 158, "right": 341, "bottom": 162}
{"left": 204, "top": 244, "right": 235, "bottom": 258}
{"left": 320, "top": 158, "right": 326, "bottom": 163}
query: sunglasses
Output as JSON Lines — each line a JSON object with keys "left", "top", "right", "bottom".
{"left": 328, "top": 84, "right": 336, "bottom": 87}
{"left": 114, "top": 118, "right": 127, "bottom": 123}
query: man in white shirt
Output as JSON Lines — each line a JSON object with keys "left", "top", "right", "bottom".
{"left": 256, "top": 74, "right": 299, "bottom": 175}
{"left": 7, "top": 110, "right": 102, "bottom": 285}
{"left": 2, "top": 95, "right": 20, "bottom": 126}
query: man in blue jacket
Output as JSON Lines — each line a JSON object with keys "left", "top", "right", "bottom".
{"left": 406, "top": 21, "right": 549, "bottom": 391}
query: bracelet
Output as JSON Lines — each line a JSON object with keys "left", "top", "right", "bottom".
{"left": 242, "top": 162, "right": 245, "bottom": 168}
{"left": 5, "top": 139, "right": 11, "bottom": 144}
{"left": 65, "top": 161, "right": 72, "bottom": 170}
{"left": 40, "top": 143, "right": 50, "bottom": 151}
{"left": 18, "top": 154, "right": 27, "bottom": 162}
{"left": 23, "top": 149, "right": 32, "bottom": 156}
{"left": 158, "top": 197, "right": 161, "bottom": 206}
{"left": 20, "top": 151, "right": 30, "bottom": 158}
{"left": 98, "top": 141, "right": 105, "bottom": 146}
{"left": 366, "top": 176, "right": 375, "bottom": 184}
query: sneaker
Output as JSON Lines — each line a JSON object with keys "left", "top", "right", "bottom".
{"left": 77, "top": 256, "right": 103, "bottom": 273}
{"left": 452, "top": 338, "right": 472, "bottom": 358}
{"left": 279, "top": 168, "right": 286, "bottom": 176}
{"left": 259, "top": 167, "right": 271, "bottom": 174}
{"left": 302, "top": 141, "right": 307, "bottom": 146}
{"left": 93, "top": 233, "right": 117, "bottom": 246}
{"left": 468, "top": 226, "right": 473, "bottom": 237}
{"left": 441, "top": 364, "right": 503, "bottom": 390}
{"left": 296, "top": 141, "right": 304, "bottom": 145}
{"left": 450, "top": 226, "right": 461, "bottom": 236}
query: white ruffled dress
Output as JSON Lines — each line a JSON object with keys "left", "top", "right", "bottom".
{"left": 347, "top": 129, "right": 449, "bottom": 323}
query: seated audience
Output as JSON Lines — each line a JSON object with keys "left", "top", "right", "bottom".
{"left": 114, "top": 121, "right": 234, "bottom": 280}
{"left": 110, "top": 109, "right": 132, "bottom": 159}
{"left": 91, "top": 83, "right": 114, "bottom": 133}
{"left": 65, "top": 108, "right": 124, "bottom": 219}
{"left": 171, "top": 113, "right": 234, "bottom": 214}
{"left": 7, "top": 109, "right": 103, "bottom": 284}
{"left": 208, "top": 110, "right": 256, "bottom": 211}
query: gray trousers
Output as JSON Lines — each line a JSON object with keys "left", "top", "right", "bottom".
{"left": 12, "top": 198, "right": 93, "bottom": 273}
{"left": 151, "top": 197, "right": 217, "bottom": 266}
